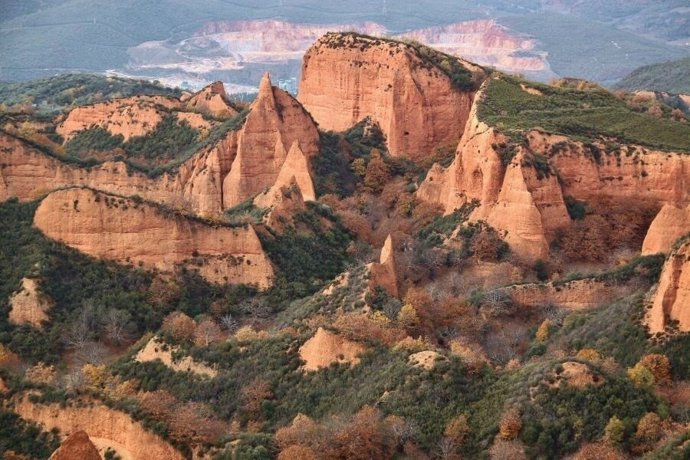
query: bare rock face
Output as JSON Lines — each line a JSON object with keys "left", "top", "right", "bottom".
{"left": 185, "top": 81, "right": 238, "bottom": 119}
{"left": 8, "top": 278, "right": 52, "bottom": 328}
{"left": 369, "top": 234, "right": 400, "bottom": 297}
{"left": 507, "top": 279, "right": 623, "bottom": 310}
{"left": 298, "top": 327, "right": 365, "bottom": 371}
{"left": 223, "top": 73, "right": 319, "bottom": 207}
{"left": 49, "top": 431, "right": 100, "bottom": 460}
{"left": 299, "top": 33, "right": 482, "bottom": 160}
{"left": 647, "top": 241, "right": 690, "bottom": 334}
{"left": 642, "top": 204, "right": 690, "bottom": 255}
{"left": 0, "top": 131, "right": 235, "bottom": 217}
{"left": 417, "top": 91, "right": 570, "bottom": 262}
{"left": 15, "top": 395, "right": 184, "bottom": 460}
{"left": 135, "top": 337, "right": 217, "bottom": 377}
{"left": 56, "top": 95, "right": 183, "bottom": 141}
{"left": 33, "top": 188, "right": 274, "bottom": 287}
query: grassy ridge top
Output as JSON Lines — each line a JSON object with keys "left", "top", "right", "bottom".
{"left": 479, "top": 76, "right": 690, "bottom": 153}
{"left": 615, "top": 57, "right": 690, "bottom": 95}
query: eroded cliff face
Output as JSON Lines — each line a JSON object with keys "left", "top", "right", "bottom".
{"left": 369, "top": 234, "right": 400, "bottom": 297}
{"left": 299, "top": 33, "right": 482, "bottom": 160}
{"left": 507, "top": 279, "right": 624, "bottom": 310}
{"left": 185, "top": 81, "right": 238, "bottom": 119}
{"left": 298, "top": 327, "right": 365, "bottom": 371}
{"left": 642, "top": 204, "right": 690, "bottom": 255}
{"left": 646, "top": 241, "right": 690, "bottom": 334}
{"left": 135, "top": 337, "right": 217, "bottom": 377}
{"left": 56, "top": 95, "right": 185, "bottom": 141}
{"left": 417, "top": 89, "right": 570, "bottom": 261}
{"left": 49, "top": 431, "right": 100, "bottom": 460}
{"left": 33, "top": 188, "right": 274, "bottom": 287}
{"left": 418, "top": 85, "right": 690, "bottom": 260}
{"left": 8, "top": 278, "right": 52, "bottom": 328}
{"left": 0, "top": 130, "right": 235, "bottom": 217}
{"left": 14, "top": 395, "right": 184, "bottom": 460}
{"left": 223, "top": 73, "right": 319, "bottom": 207}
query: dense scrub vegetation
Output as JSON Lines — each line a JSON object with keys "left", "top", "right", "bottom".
{"left": 480, "top": 75, "right": 690, "bottom": 152}
{"left": 0, "top": 74, "right": 181, "bottom": 115}
{"left": 0, "top": 409, "right": 60, "bottom": 459}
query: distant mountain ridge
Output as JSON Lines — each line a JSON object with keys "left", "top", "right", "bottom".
{"left": 615, "top": 57, "right": 690, "bottom": 95}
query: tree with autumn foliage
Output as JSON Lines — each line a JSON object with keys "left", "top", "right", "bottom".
{"left": 499, "top": 406, "right": 522, "bottom": 440}
{"left": 161, "top": 312, "right": 196, "bottom": 342}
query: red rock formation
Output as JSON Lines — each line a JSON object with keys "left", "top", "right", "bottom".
{"left": 369, "top": 234, "right": 400, "bottom": 297}
{"left": 185, "top": 81, "right": 238, "bottom": 119}
{"left": 0, "top": 131, "right": 235, "bottom": 217}
{"left": 33, "top": 188, "right": 274, "bottom": 287}
{"left": 417, "top": 88, "right": 570, "bottom": 261}
{"left": 56, "top": 95, "right": 183, "bottom": 141}
{"left": 8, "top": 278, "right": 52, "bottom": 328}
{"left": 15, "top": 395, "right": 184, "bottom": 460}
{"left": 49, "top": 431, "right": 100, "bottom": 460}
{"left": 298, "top": 327, "right": 365, "bottom": 371}
{"left": 507, "top": 279, "right": 624, "bottom": 310}
{"left": 642, "top": 204, "right": 690, "bottom": 255}
{"left": 647, "top": 241, "right": 690, "bottom": 334}
{"left": 299, "top": 33, "right": 482, "bottom": 160}
{"left": 223, "top": 73, "right": 319, "bottom": 207}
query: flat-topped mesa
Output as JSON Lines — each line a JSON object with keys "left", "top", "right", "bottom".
{"left": 646, "top": 240, "right": 690, "bottom": 334}
{"left": 33, "top": 188, "right": 274, "bottom": 287}
{"left": 185, "top": 81, "right": 239, "bottom": 119}
{"left": 223, "top": 72, "right": 319, "bottom": 207}
{"left": 56, "top": 95, "right": 210, "bottom": 141}
{"left": 298, "top": 32, "right": 485, "bottom": 161}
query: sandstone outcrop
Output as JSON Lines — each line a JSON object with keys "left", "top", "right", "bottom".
{"left": 547, "top": 362, "right": 603, "bottom": 389}
{"left": 223, "top": 73, "right": 319, "bottom": 207}
{"left": 185, "top": 81, "right": 238, "bottom": 119}
{"left": 33, "top": 188, "right": 274, "bottom": 287}
{"left": 369, "top": 234, "right": 400, "bottom": 297}
{"left": 56, "top": 95, "right": 183, "bottom": 141}
{"left": 8, "top": 278, "right": 52, "bottom": 328}
{"left": 646, "top": 240, "right": 690, "bottom": 334}
{"left": 418, "top": 83, "right": 690, "bottom": 260}
{"left": 299, "top": 327, "right": 365, "bottom": 371}
{"left": 49, "top": 431, "right": 101, "bottom": 460}
{"left": 135, "top": 337, "right": 217, "bottom": 377}
{"left": 0, "top": 130, "right": 235, "bottom": 217}
{"left": 642, "top": 204, "right": 690, "bottom": 255}
{"left": 417, "top": 88, "right": 570, "bottom": 261}
{"left": 14, "top": 395, "right": 184, "bottom": 460}
{"left": 299, "top": 33, "right": 482, "bottom": 160}
{"left": 408, "top": 350, "right": 445, "bottom": 370}
{"left": 507, "top": 279, "right": 622, "bottom": 310}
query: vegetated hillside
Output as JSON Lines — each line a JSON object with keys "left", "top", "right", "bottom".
{"left": 480, "top": 75, "right": 690, "bottom": 152}
{"left": 615, "top": 58, "right": 690, "bottom": 95}
{"left": 0, "top": 74, "right": 182, "bottom": 115}
{"left": 4, "top": 35, "right": 690, "bottom": 459}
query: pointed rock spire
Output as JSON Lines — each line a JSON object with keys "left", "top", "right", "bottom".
{"left": 257, "top": 72, "right": 276, "bottom": 106}
{"left": 49, "top": 431, "right": 100, "bottom": 460}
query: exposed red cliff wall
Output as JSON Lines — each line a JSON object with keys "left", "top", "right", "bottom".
{"left": 33, "top": 188, "right": 274, "bottom": 287}
{"left": 299, "top": 33, "right": 482, "bottom": 160}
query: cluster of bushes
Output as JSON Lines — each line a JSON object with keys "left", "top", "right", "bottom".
{"left": 0, "top": 410, "right": 60, "bottom": 458}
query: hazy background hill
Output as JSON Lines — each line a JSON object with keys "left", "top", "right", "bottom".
{"left": 615, "top": 57, "right": 690, "bottom": 95}
{"left": 1, "top": 0, "right": 688, "bottom": 90}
